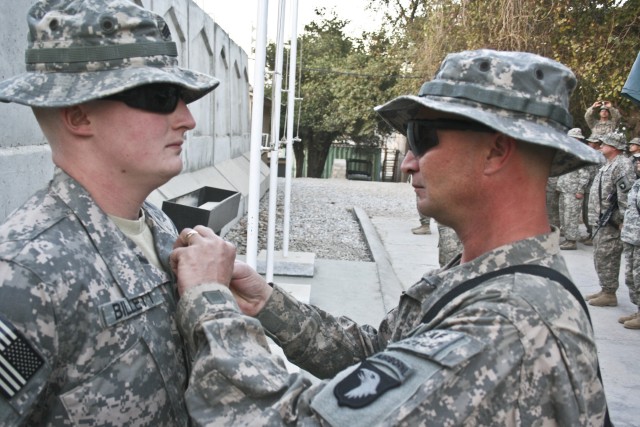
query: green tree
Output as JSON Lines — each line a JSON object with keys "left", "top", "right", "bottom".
{"left": 370, "top": 0, "right": 640, "bottom": 134}
{"left": 267, "top": 9, "right": 404, "bottom": 177}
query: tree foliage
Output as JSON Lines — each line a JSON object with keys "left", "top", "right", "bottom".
{"left": 267, "top": 9, "right": 405, "bottom": 177}
{"left": 270, "top": 1, "right": 640, "bottom": 177}
{"left": 369, "top": 0, "right": 640, "bottom": 134}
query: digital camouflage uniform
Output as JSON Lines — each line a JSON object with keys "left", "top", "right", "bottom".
{"left": 176, "top": 50, "right": 607, "bottom": 425}
{"left": 177, "top": 230, "right": 606, "bottom": 426}
{"left": 436, "top": 222, "right": 462, "bottom": 267}
{"left": 621, "top": 179, "right": 640, "bottom": 309}
{"left": 557, "top": 166, "right": 591, "bottom": 241}
{"left": 588, "top": 142, "right": 635, "bottom": 295}
{"left": 584, "top": 105, "right": 622, "bottom": 136}
{"left": 0, "top": 0, "right": 219, "bottom": 424}
{"left": 546, "top": 177, "right": 561, "bottom": 228}
{"left": 582, "top": 162, "right": 601, "bottom": 235}
{"left": 0, "top": 169, "right": 190, "bottom": 425}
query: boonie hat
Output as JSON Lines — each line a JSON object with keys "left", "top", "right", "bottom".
{"left": 568, "top": 128, "right": 585, "bottom": 139}
{"left": 375, "top": 49, "right": 604, "bottom": 176}
{"left": 0, "top": 0, "right": 219, "bottom": 107}
{"left": 586, "top": 135, "right": 603, "bottom": 143}
{"left": 599, "top": 133, "right": 627, "bottom": 151}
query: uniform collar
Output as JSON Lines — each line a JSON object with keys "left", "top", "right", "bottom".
{"left": 406, "top": 227, "right": 564, "bottom": 311}
{"left": 50, "top": 167, "right": 171, "bottom": 298}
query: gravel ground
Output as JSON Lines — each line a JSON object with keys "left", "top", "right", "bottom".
{"left": 224, "top": 178, "right": 417, "bottom": 261}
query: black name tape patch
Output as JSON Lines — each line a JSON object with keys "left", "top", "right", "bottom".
{"left": 334, "top": 355, "right": 411, "bottom": 409}
{"left": 0, "top": 316, "right": 44, "bottom": 399}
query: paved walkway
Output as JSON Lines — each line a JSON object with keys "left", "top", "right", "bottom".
{"left": 273, "top": 212, "right": 638, "bottom": 426}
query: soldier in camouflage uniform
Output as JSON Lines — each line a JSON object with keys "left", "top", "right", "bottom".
{"left": 411, "top": 209, "right": 432, "bottom": 235}
{"left": 436, "top": 221, "right": 462, "bottom": 267}
{"left": 557, "top": 128, "right": 592, "bottom": 250}
{"left": 620, "top": 178, "right": 640, "bottom": 329}
{"left": 584, "top": 100, "right": 622, "bottom": 136}
{"left": 171, "top": 50, "right": 608, "bottom": 425}
{"left": 586, "top": 133, "right": 636, "bottom": 307}
{"left": 582, "top": 135, "right": 605, "bottom": 242}
{"left": 0, "top": 0, "right": 218, "bottom": 425}
{"left": 546, "top": 175, "right": 561, "bottom": 229}
{"left": 628, "top": 137, "right": 640, "bottom": 178}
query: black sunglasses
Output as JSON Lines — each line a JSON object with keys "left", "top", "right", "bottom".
{"left": 406, "top": 119, "right": 496, "bottom": 157}
{"left": 103, "top": 84, "right": 185, "bottom": 114}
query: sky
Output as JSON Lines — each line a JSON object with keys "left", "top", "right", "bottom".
{"left": 196, "top": 0, "right": 384, "bottom": 55}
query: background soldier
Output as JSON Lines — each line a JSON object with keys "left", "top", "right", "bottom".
{"left": 584, "top": 100, "right": 622, "bottom": 136}
{"left": 586, "top": 133, "right": 636, "bottom": 307}
{"left": 558, "top": 128, "right": 592, "bottom": 250}
{"left": 583, "top": 135, "right": 605, "bottom": 243}
{"left": 628, "top": 137, "right": 640, "bottom": 178}
{"left": 620, "top": 178, "right": 640, "bottom": 329}
{"left": 436, "top": 221, "right": 462, "bottom": 266}
{"left": 0, "top": 0, "right": 218, "bottom": 424}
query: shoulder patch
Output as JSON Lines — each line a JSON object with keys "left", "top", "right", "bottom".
{"left": 0, "top": 316, "right": 44, "bottom": 399}
{"left": 334, "top": 360, "right": 401, "bottom": 409}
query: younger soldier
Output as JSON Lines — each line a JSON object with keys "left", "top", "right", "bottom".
{"left": 0, "top": 0, "right": 218, "bottom": 424}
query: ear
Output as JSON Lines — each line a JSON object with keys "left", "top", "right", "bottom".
{"left": 60, "top": 105, "right": 93, "bottom": 137}
{"left": 484, "top": 133, "right": 516, "bottom": 175}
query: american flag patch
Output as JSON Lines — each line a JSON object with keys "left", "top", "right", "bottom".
{"left": 0, "top": 316, "right": 44, "bottom": 399}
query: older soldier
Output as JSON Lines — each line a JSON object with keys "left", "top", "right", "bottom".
{"left": 0, "top": 0, "right": 218, "bottom": 425}
{"left": 586, "top": 133, "right": 636, "bottom": 307}
{"left": 620, "top": 178, "right": 640, "bottom": 329}
{"left": 558, "top": 128, "right": 592, "bottom": 250}
{"left": 584, "top": 100, "right": 622, "bottom": 136}
{"left": 171, "top": 50, "right": 608, "bottom": 425}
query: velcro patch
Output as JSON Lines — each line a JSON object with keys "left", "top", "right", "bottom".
{"left": 0, "top": 316, "right": 44, "bottom": 399}
{"left": 334, "top": 360, "right": 401, "bottom": 408}
{"left": 387, "top": 329, "right": 484, "bottom": 368}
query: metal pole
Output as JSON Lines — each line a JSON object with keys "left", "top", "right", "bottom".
{"left": 282, "top": 0, "right": 299, "bottom": 256}
{"left": 246, "top": 0, "right": 269, "bottom": 269}
{"left": 265, "top": 0, "right": 287, "bottom": 281}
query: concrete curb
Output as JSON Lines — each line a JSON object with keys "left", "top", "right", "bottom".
{"left": 354, "top": 207, "right": 406, "bottom": 313}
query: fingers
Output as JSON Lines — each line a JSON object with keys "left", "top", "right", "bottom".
{"left": 176, "top": 225, "right": 218, "bottom": 248}
{"left": 171, "top": 226, "right": 237, "bottom": 296}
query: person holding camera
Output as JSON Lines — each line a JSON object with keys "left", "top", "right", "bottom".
{"left": 585, "top": 100, "right": 622, "bottom": 136}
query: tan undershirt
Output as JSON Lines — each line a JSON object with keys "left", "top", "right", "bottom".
{"left": 109, "top": 211, "right": 163, "bottom": 270}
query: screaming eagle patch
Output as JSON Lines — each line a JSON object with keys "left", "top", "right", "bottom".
{"left": 333, "top": 360, "right": 401, "bottom": 408}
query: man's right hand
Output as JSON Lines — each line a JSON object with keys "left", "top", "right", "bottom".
{"left": 230, "top": 260, "right": 273, "bottom": 317}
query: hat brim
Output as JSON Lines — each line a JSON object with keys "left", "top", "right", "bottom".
{"left": 375, "top": 95, "right": 604, "bottom": 176}
{"left": 0, "top": 65, "right": 220, "bottom": 108}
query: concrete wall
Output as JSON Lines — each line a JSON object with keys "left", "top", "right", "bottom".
{"left": 0, "top": 0, "right": 265, "bottom": 232}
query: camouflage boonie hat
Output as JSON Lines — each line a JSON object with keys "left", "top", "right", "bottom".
{"left": 375, "top": 49, "right": 604, "bottom": 176}
{"left": 0, "top": 0, "right": 219, "bottom": 107}
{"left": 568, "top": 128, "right": 585, "bottom": 139}
{"left": 599, "top": 132, "right": 627, "bottom": 150}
